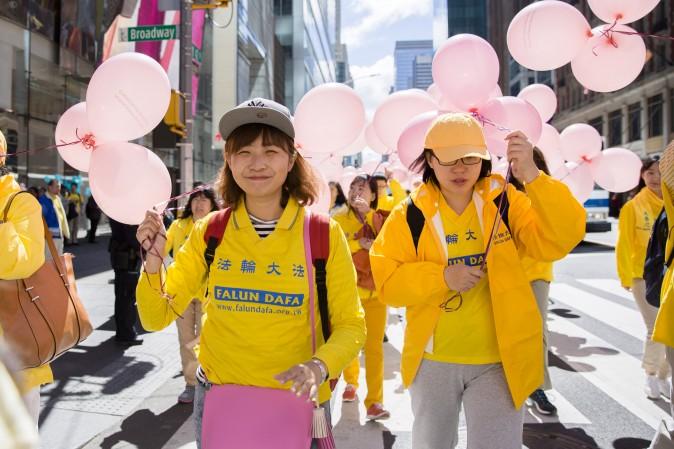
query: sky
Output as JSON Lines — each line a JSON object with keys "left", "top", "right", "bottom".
{"left": 342, "top": 0, "right": 434, "bottom": 119}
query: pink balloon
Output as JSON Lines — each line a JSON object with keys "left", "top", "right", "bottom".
{"left": 373, "top": 90, "right": 437, "bottom": 151}
{"left": 489, "top": 85, "right": 503, "bottom": 100}
{"left": 560, "top": 123, "right": 603, "bottom": 162}
{"left": 55, "top": 102, "right": 96, "bottom": 172}
{"left": 537, "top": 124, "right": 566, "bottom": 174}
{"left": 397, "top": 111, "right": 440, "bottom": 169}
{"left": 388, "top": 163, "right": 409, "bottom": 183}
{"left": 294, "top": 83, "right": 365, "bottom": 154}
{"left": 438, "top": 96, "right": 460, "bottom": 112}
{"left": 517, "top": 84, "right": 557, "bottom": 122}
{"left": 341, "top": 127, "right": 367, "bottom": 156}
{"left": 86, "top": 52, "right": 171, "bottom": 143}
{"left": 588, "top": 0, "right": 660, "bottom": 25}
{"left": 492, "top": 157, "right": 509, "bottom": 178}
{"left": 590, "top": 148, "right": 642, "bottom": 192}
{"left": 89, "top": 142, "right": 171, "bottom": 225}
{"left": 427, "top": 83, "right": 442, "bottom": 102}
{"left": 432, "top": 34, "right": 499, "bottom": 111}
{"left": 339, "top": 171, "right": 356, "bottom": 195}
{"left": 308, "top": 170, "right": 331, "bottom": 215}
{"left": 365, "top": 122, "right": 390, "bottom": 155}
{"left": 507, "top": 0, "right": 591, "bottom": 71}
{"left": 561, "top": 162, "right": 594, "bottom": 204}
{"left": 571, "top": 24, "right": 646, "bottom": 93}
{"left": 362, "top": 159, "right": 382, "bottom": 174}
{"left": 307, "top": 153, "right": 343, "bottom": 181}
{"left": 479, "top": 96, "right": 543, "bottom": 156}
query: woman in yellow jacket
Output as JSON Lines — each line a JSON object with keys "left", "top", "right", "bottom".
{"left": 0, "top": 140, "right": 53, "bottom": 428}
{"left": 165, "top": 187, "right": 219, "bottom": 404}
{"left": 135, "top": 98, "right": 365, "bottom": 448}
{"left": 370, "top": 113, "right": 585, "bottom": 449}
{"left": 616, "top": 156, "right": 670, "bottom": 399}
{"left": 655, "top": 141, "right": 674, "bottom": 418}
{"left": 334, "top": 174, "right": 390, "bottom": 420}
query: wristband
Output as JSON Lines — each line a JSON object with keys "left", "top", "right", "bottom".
{"left": 309, "top": 358, "right": 328, "bottom": 382}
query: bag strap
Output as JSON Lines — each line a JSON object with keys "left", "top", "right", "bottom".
{"left": 203, "top": 208, "right": 233, "bottom": 271}
{"left": 303, "top": 212, "right": 318, "bottom": 354}
{"left": 309, "top": 212, "right": 331, "bottom": 342}
{"left": 406, "top": 197, "right": 425, "bottom": 254}
{"left": 492, "top": 191, "right": 511, "bottom": 233}
{"left": 4, "top": 191, "right": 62, "bottom": 273}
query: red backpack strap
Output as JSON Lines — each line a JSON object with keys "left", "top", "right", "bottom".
{"left": 203, "top": 208, "right": 232, "bottom": 271}
{"left": 309, "top": 213, "right": 331, "bottom": 341}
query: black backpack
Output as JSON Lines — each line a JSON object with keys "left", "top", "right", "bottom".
{"left": 406, "top": 192, "right": 511, "bottom": 253}
{"left": 644, "top": 208, "right": 670, "bottom": 308}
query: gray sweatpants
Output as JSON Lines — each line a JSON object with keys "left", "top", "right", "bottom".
{"left": 531, "top": 280, "right": 552, "bottom": 390}
{"left": 410, "top": 359, "right": 523, "bottom": 449}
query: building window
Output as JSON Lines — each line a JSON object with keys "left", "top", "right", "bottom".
{"left": 273, "top": 0, "right": 292, "bottom": 15}
{"left": 608, "top": 110, "right": 622, "bottom": 147}
{"left": 648, "top": 94, "right": 663, "bottom": 137}
{"left": 628, "top": 102, "right": 641, "bottom": 141}
{"left": 588, "top": 116, "right": 604, "bottom": 137}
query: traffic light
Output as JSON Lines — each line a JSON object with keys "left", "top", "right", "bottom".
{"left": 164, "top": 89, "right": 186, "bottom": 137}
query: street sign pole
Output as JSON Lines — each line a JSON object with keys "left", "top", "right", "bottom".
{"left": 179, "top": 0, "right": 193, "bottom": 193}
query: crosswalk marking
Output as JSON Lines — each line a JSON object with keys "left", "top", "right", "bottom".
{"left": 577, "top": 278, "right": 635, "bottom": 302}
{"left": 550, "top": 283, "right": 646, "bottom": 341}
{"left": 548, "top": 314, "right": 673, "bottom": 430}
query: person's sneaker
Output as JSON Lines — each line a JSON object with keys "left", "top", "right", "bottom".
{"left": 178, "top": 385, "right": 195, "bottom": 404}
{"left": 528, "top": 389, "right": 557, "bottom": 416}
{"left": 646, "top": 375, "right": 661, "bottom": 399}
{"left": 658, "top": 378, "right": 671, "bottom": 399}
{"left": 366, "top": 403, "right": 391, "bottom": 420}
{"left": 342, "top": 384, "right": 357, "bottom": 403}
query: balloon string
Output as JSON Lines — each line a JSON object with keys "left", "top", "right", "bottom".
{"left": 138, "top": 232, "right": 185, "bottom": 320}
{"left": 481, "top": 164, "right": 512, "bottom": 270}
{"left": 470, "top": 112, "right": 513, "bottom": 133}
{"left": 152, "top": 183, "right": 215, "bottom": 214}
{"left": 0, "top": 128, "right": 96, "bottom": 158}
{"left": 594, "top": 18, "right": 674, "bottom": 56}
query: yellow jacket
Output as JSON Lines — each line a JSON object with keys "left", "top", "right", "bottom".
{"left": 137, "top": 198, "right": 365, "bottom": 404}
{"left": 654, "top": 185, "right": 674, "bottom": 348}
{"left": 370, "top": 173, "right": 585, "bottom": 407}
{"left": 377, "top": 179, "right": 407, "bottom": 212}
{"left": 616, "top": 187, "right": 663, "bottom": 288}
{"left": 520, "top": 257, "right": 553, "bottom": 283}
{"left": 165, "top": 217, "right": 195, "bottom": 258}
{"left": 0, "top": 175, "right": 53, "bottom": 390}
{"left": 333, "top": 208, "right": 376, "bottom": 299}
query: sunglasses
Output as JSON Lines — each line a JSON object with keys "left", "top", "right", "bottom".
{"left": 430, "top": 152, "right": 482, "bottom": 167}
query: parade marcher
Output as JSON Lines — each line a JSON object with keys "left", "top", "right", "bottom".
{"left": 109, "top": 219, "right": 142, "bottom": 346}
{"left": 334, "top": 174, "right": 390, "bottom": 420}
{"left": 511, "top": 147, "right": 557, "bottom": 415}
{"left": 0, "top": 137, "right": 54, "bottom": 427}
{"left": 164, "top": 188, "right": 220, "bottom": 404}
{"left": 369, "top": 113, "right": 585, "bottom": 449}
{"left": 329, "top": 181, "right": 347, "bottom": 217}
{"left": 373, "top": 169, "right": 407, "bottom": 212}
{"left": 135, "top": 98, "right": 365, "bottom": 448}
{"left": 66, "top": 183, "right": 82, "bottom": 246}
{"left": 616, "top": 156, "right": 671, "bottom": 399}
{"left": 85, "top": 195, "right": 102, "bottom": 243}
{"left": 38, "top": 179, "right": 69, "bottom": 255}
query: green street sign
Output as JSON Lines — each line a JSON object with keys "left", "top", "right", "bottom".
{"left": 119, "top": 25, "right": 179, "bottom": 42}
{"left": 192, "top": 45, "right": 203, "bottom": 65}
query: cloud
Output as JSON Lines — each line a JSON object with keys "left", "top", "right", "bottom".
{"left": 351, "top": 54, "right": 395, "bottom": 120}
{"left": 343, "top": 0, "right": 432, "bottom": 48}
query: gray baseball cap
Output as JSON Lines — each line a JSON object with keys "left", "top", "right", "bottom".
{"left": 218, "top": 98, "right": 295, "bottom": 141}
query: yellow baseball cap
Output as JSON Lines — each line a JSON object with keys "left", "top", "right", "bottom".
{"left": 424, "top": 112, "right": 490, "bottom": 163}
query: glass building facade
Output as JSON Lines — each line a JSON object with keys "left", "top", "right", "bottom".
{"left": 394, "top": 40, "right": 433, "bottom": 91}
{"left": 433, "top": 0, "right": 487, "bottom": 49}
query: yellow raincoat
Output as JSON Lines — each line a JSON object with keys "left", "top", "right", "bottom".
{"left": 370, "top": 173, "right": 585, "bottom": 407}
{"left": 616, "top": 187, "right": 663, "bottom": 288}
{"left": 137, "top": 198, "right": 365, "bottom": 404}
{"left": 654, "top": 186, "right": 674, "bottom": 348}
{"left": 0, "top": 174, "right": 53, "bottom": 391}
{"left": 377, "top": 179, "right": 407, "bottom": 212}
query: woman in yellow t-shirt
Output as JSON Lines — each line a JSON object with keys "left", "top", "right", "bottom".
{"left": 136, "top": 98, "right": 365, "bottom": 448}
{"left": 334, "top": 174, "right": 390, "bottom": 420}
{"left": 370, "top": 113, "right": 585, "bottom": 449}
{"left": 165, "top": 187, "right": 219, "bottom": 404}
{"left": 616, "top": 156, "right": 670, "bottom": 399}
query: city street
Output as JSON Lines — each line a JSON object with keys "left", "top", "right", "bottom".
{"left": 35, "top": 230, "right": 673, "bottom": 449}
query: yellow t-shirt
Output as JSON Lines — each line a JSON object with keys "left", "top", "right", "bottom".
{"left": 424, "top": 199, "right": 501, "bottom": 364}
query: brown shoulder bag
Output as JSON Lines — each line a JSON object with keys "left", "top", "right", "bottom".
{"left": 0, "top": 191, "right": 93, "bottom": 369}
